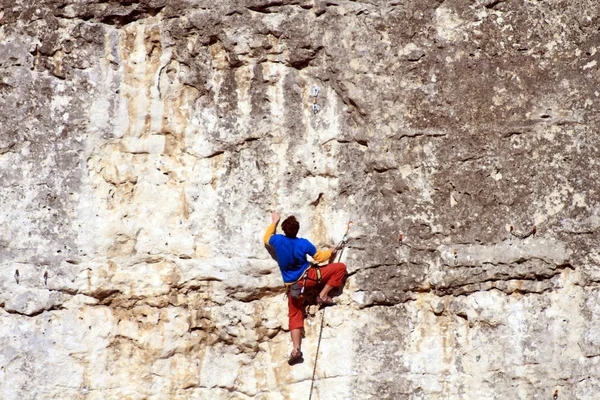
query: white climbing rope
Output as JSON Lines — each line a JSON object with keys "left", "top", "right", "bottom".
{"left": 308, "top": 308, "right": 325, "bottom": 400}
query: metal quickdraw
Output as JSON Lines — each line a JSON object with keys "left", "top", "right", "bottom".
{"left": 334, "top": 219, "right": 354, "bottom": 263}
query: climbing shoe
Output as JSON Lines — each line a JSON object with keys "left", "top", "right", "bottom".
{"left": 288, "top": 349, "right": 303, "bottom": 366}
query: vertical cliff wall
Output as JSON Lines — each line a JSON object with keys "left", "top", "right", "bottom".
{"left": 1, "top": 0, "right": 600, "bottom": 398}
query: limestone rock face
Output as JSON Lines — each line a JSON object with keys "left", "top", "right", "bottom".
{"left": 1, "top": 0, "right": 600, "bottom": 398}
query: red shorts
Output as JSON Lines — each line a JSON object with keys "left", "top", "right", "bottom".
{"left": 288, "top": 262, "right": 347, "bottom": 331}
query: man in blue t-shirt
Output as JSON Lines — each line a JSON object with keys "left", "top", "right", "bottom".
{"left": 264, "top": 212, "right": 347, "bottom": 365}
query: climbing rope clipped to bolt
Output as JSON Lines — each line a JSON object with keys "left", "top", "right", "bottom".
{"left": 334, "top": 219, "right": 354, "bottom": 262}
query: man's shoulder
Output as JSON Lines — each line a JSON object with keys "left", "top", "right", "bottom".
{"left": 269, "top": 234, "right": 285, "bottom": 244}
{"left": 297, "top": 237, "right": 315, "bottom": 249}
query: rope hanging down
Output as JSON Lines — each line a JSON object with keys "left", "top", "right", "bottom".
{"left": 308, "top": 309, "right": 325, "bottom": 400}
{"left": 308, "top": 219, "right": 353, "bottom": 400}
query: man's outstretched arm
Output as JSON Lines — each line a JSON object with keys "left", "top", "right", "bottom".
{"left": 263, "top": 212, "right": 280, "bottom": 245}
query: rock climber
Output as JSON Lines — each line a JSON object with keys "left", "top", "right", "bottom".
{"left": 264, "top": 212, "right": 347, "bottom": 365}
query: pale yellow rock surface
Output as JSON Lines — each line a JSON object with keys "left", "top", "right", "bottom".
{"left": 1, "top": 1, "right": 600, "bottom": 399}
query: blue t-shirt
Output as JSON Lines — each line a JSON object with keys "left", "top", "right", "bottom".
{"left": 268, "top": 234, "right": 317, "bottom": 283}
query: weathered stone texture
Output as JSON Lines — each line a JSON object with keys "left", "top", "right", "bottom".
{"left": 1, "top": 0, "right": 600, "bottom": 398}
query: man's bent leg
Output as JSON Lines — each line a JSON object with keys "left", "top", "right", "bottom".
{"left": 316, "top": 262, "right": 347, "bottom": 300}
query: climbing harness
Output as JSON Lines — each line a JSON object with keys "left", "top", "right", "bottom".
{"left": 308, "top": 219, "right": 353, "bottom": 400}
{"left": 300, "top": 266, "right": 322, "bottom": 297}
{"left": 285, "top": 265, "right": 323, "bottom": 299}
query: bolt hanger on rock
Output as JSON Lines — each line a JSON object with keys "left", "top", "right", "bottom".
{"left": 312, "top": 85, "right": 320, "bottom": 114}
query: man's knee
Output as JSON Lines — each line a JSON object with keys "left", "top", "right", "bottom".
{"left": 323, "top": 262, "right": 346, "bottom": 287}
{"left": 335, "top": 262, "right": 347, "bottom": 275}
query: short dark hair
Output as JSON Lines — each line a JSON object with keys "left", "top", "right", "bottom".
{"left": 281, "top": 216, "right": 299, "bottom": 238}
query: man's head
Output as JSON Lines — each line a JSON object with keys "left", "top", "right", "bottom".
{"left": 281, "top": 216, "right": 300, "bottom": 238}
